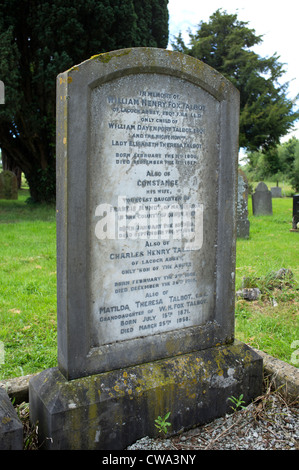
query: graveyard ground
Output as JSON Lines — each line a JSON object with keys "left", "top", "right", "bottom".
{"left": 0, "top": 187, "right": 298, "bottom": 380}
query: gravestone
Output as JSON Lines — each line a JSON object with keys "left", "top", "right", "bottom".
{"left": 29, "top": 48, "right": 263, "bottom": 450}
{"left": 271, "top": 187, "right": 282, "bottom": 198}
{"left": 0, "top": 170, "right": 18, "bottom": 200}
{"left": 0, "top": 388, "right": 23, "bottom": 450}
{"left": 252, "top": 182, "right": 272, "bottom": 215}
{"left": 292, "top": 194, "right": 299, "bottom": 230}
{"left": 237, "top": 169, "right": 250, "bottom": 238}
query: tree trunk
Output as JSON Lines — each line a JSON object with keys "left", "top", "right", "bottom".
{"left": 24, "top": 161, "right": 56, "bottom": 203}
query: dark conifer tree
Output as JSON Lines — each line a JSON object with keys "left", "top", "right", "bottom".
{"left": 0, "top": 0, "right": 169, "bottom": 202}
{"left": 172, "top": 9, "right": 298, "bottom": 153}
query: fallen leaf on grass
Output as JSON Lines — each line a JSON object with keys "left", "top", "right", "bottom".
{"left": 9, "top": 308, "right": 21, "bottom": 314}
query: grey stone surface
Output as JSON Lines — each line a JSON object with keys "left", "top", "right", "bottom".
{"left": 271, "top": 187, "right": 282, "bottom": 198}
{"left": 55, "top": 47, "right": 240, "bottom": 380}
{"left": 236, "top": 288, "right": 261, "bottom": 301}
{"left": 0, "top": 170, "right": 18, "bottom": 200}
{"left": 237, "top": 169, "right": 250, "bottom": 238}
{"left": 4, "top": 344, "right": 297, "bottom": 409}
{"left": 0, "top": 388, "right": 23, "bottom": 450}
{"left": 0, "top": 373, "right": 36, "bottom": 405}
{"left": 253, "top": 349, "right": 299, "bottom": 400}
{"left": 29, "top": 341, "right": 262, "bottom": 450}
{"left": 252, "top": 182, "right": 272, "bottom": 216}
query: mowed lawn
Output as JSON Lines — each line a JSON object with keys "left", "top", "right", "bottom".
{"left": 236, "top": 194, "right": 299, "bottom": 366}
{"left": 0, "top": 189, "right": 298, "bottom": 379}
{"left": 0, "top": 190, "right": 57, "bottom": 379}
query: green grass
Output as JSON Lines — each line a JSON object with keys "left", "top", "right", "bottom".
{"left": 0, "top": 189, "right": 298, "bottom": 380}
{"left": 235, "top": 196, "right": 299, "bottom": 365}
{"left": 0, "top": 190, "right": 57, "bottom": 379}
{"left": 236, "top": 197, "right": 298, "bottom": 282}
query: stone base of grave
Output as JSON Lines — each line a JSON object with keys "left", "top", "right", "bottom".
{"left": 29, "top": 340, "right": 263, "bottom": 450}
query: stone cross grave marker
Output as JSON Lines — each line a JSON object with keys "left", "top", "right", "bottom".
{"left": 237, "top": 169, "right": 250, "bottom": 238}
{"left": 252, "top": 181, "right": 272, "bottom": 215}
{"left": 29, "top": 48, "right": 263, "bottom": 450}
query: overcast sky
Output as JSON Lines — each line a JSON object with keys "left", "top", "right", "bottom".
{"left": 167, "top": 0, "right": 299, "bottom": 142}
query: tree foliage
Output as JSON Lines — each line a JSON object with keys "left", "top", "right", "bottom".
{"left": 171, "top": 9, "right": 299, "bottom": 152}
{"left": 245, "top": 137, "right": 299, "bottom": 191}
{"left": 0, "top": 0, "right": 169, "bottom": 202}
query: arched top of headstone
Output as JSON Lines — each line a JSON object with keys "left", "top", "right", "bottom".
{"left": 62, "top": 47, "right": 239, "bottom": 104}
{"left": 255, "top": 182, "right": 269, "bottom": 192}
{"left": 1, "top": 169, "right": 16, "bottom": 178}
{"left": 252, "top": 181, "right": 272, "bottom": 215}
{"left": 0, "top": 170, "right": 18, "bottom": 200}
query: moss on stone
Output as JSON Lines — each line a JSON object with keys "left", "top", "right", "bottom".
{"left": 90, "top": 49, "right": 132, "bottom": 64}
{"left": 29, "top": 341, "right": 263, "bottom": 449}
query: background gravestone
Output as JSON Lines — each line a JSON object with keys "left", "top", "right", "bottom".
{"left": 237, "top": 169, "right": 250, "bottom": 238}
{"left": 271, "top": 187, "right": 282, "bottom": 198}
{"left": 292, "top": 194, "right": 299, "bottom": 230}
{"left": 0, "top": 170, "right": 18, "bottom": 200}
{"left": 29, "top": 48, "right": 263, "bottom": 450}
{"left": 252, "top": 182, "right": 272, "bottom": 215}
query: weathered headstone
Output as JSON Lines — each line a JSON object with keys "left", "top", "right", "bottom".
{"left": 0, "top": 170, "right": 18, "bottom": 200}
{"left": 0, "top": 388, "right": 23, "bottom": 450}
{"left": 292, "top": 194, "right": 299, "bottom": 230}
{"left": 29, "top": 48, "right": 263, "bottom": 450}
{"left": 271, "top": 186, "right": 282, "bottom": 198}
{"left": 237, "top": 169, "right": 250, "bottom": 238}
{"left": 252, "top": 182, "right": 272, "bottom": 215}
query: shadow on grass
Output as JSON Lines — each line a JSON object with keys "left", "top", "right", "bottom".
{"left": 0, "top": 189, "right": 56, "bottom": 223}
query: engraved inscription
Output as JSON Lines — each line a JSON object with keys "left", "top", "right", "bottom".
{"left": 89, "top": 73, "right": 220, "bottom": 346}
